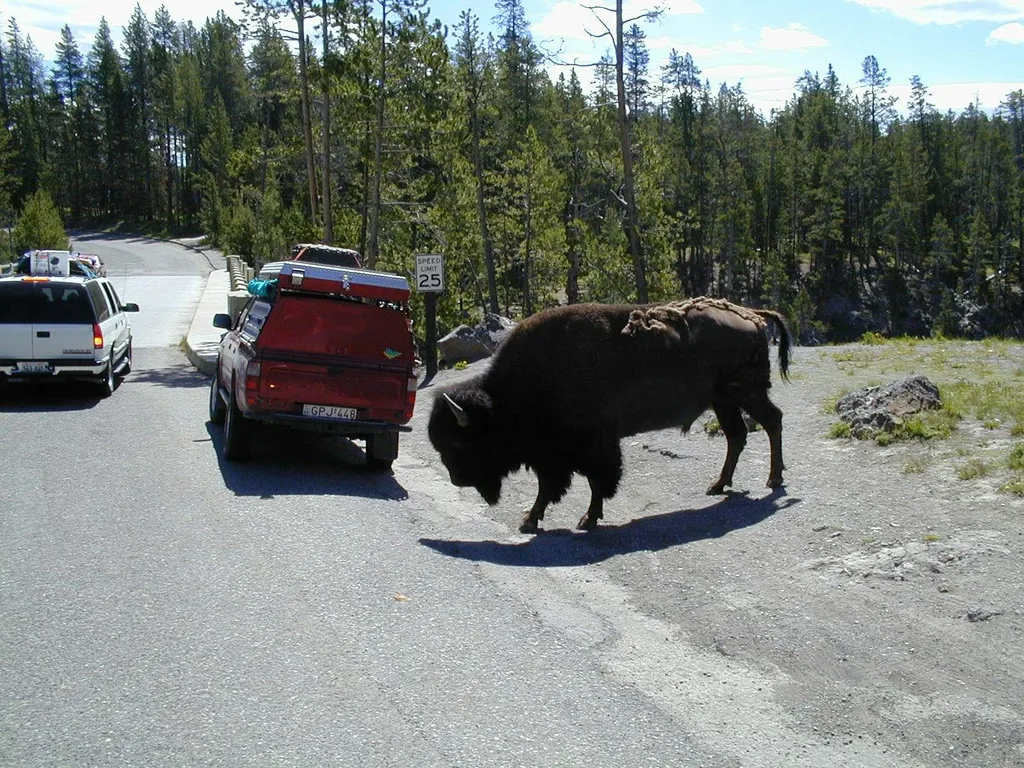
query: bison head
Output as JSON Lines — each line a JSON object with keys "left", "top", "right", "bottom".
{"left": 428, "top": 387, "right": 506, "bottom": 505}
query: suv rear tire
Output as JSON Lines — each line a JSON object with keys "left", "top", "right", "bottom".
{"left": 97, "top": 359, "right": 116, "bottom": 398}
{"left": 122, "top": 340, "right": 133, "bottom": 375}
{"left": 222, "top": 385, "right": 251, "bottom": 461}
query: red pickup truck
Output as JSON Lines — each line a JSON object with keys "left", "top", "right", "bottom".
{"left": 209, "top": 260, "right": 420, "bottom": 469}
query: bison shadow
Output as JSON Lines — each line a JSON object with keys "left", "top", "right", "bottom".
{"left": 420, "top": 489, "right": 798, "bottom": 566}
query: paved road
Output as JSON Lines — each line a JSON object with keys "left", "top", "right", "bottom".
{"left": 0, "top": 237, "right": 713, "bottom": 766}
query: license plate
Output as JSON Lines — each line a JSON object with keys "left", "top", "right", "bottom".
{"left": 17, "top": 362, "right": 50, "bottom": 374}
{"left": 303, "top": 404, "right": 358, "bottom": 420}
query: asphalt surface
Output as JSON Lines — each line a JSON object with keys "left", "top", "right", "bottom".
{"left": 0, "top": 236, "right": 719, "bottom": 767}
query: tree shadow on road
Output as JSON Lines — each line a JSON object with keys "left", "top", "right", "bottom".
{"left": 419, "top": 489, "right": 799, "bottom": 566}
{"left": 125, "top": 363, "right": 208, "bottom": 389}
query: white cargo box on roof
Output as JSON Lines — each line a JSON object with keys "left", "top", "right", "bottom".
{"left": 276, "top": 260, "right": 411, "bottom": 304}
{"left": 29, "top": 249, "right": 71, "bottom": 277}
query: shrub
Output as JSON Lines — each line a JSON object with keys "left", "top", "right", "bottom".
{"left": 828, "top": 421, "right": 852, "bottom": 439}
{"left": 1009, "top": 444, "right": 1024, "bottom": 471}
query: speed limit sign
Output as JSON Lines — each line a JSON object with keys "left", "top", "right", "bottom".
{"left": 415, "top": 253, "right": 444, "bottom": 292}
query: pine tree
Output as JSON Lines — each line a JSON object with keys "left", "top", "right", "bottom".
{"left": 51, "top": 25, "right": 88, "bottom": 217}
{"left": 12, "top": 189, "right": 69, "bottom": 251}
{"left": 453, "top": 10, "right": 499, "bottom": 312}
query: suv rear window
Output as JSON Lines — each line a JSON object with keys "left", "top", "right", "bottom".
{"left": 0, "top": 281, "right": 96, "bottom": 324}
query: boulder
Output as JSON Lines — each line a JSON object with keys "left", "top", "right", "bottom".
{"left": 835, "top": 375, "right": 941, "bottom": 437}
{"left": 438, "top": 313, "right": 517, "bottom": 366}
{"left": 475, "top": 313, "right": 516, "bottom": 353}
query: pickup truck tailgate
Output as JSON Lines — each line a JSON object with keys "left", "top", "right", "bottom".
{"left": 259, "top": 357, "right": 407, "bottom": 412}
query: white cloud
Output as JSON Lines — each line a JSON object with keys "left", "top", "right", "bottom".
{"left": 533, "top": 1, "right": 598, "bottom": 43}
{"left": 625, "top": 0, "right": 704, "bottom": 17}
{"left": 885, "top": 81, "right": 1024, "bottom": 112}
{"left": 535, "top": 0, "right": 702, "bottom": 44}
{"left": 987, "top": 21, "right": 1024, "bottom": 43}
{"left": 5, "top": 0, "right": 241, "bottom": 57}
{"left": 843, "top": 0, "right": 1024, "bottom": 25}
{"left": 758, "top": 23, "right": 828, "bottom": 51}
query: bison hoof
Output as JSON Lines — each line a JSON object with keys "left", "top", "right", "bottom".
{"left": 519, "top": 519, "right": 540, "bottom": 534}
{"left": 766, "top": 476, "right": 784, "bottom": 489}
{"left": 577, "top": 515, "right": 599, "bottom": 530}
{"left": 706, "top": 481, "right": 727, "bottom": 495}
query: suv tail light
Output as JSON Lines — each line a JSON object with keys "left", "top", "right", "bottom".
{"left": 92, "top": 323, "right": 104, "bottom": 349}
{"left": 244, "top": 361, "right": 261, "bottom": 406}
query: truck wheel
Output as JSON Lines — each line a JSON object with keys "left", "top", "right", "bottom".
{"left": 121, "top": 340, "right": 133, "bottom": 375}
{"left": 209, "top": 374, "right": 226, "bottom": 425}
{"left": 222, "top": 385, "right": 251, "bottom": 461}
{"left": 366, "top": 432, "right": 398, "bottom": 471}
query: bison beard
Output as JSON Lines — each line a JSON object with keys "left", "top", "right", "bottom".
{"left": 428, "top": 298, "right": 791, "bottom": 534}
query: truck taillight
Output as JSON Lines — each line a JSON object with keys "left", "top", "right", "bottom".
{"left": 92, "top": 323, "right": 104, "bottom": 349}
{"left": 244, "top": 361, "right": 261, "bottom": 406}
{"left": 405, "top": 372, "right": 418, "bottom": 416}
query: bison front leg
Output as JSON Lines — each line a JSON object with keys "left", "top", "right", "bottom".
{"left": 576, "top": 476, "right": 605, "bottom": 530}
{"left": 519, "top": 492, "right": 551, "bottom": 534}
{"left": 519, "top": 469, "right": 573, "bottom": 533}
{"left": 707, "top": 402, "right": 747, "bottom": 495}
{"left": 577, "top": 437, "right": 623, "bottom": 530}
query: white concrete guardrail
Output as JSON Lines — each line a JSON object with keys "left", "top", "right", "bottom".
{"left": 225, "top": 254, "right": 255, "bottom": 322}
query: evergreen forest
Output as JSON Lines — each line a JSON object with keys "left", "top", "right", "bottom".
{"left": 2, "top": 0, "right": 1023, "bottom": 342}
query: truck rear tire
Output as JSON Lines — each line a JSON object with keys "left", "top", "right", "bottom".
{"left": 222, "top": 386, "right": 251, "bottom": 461}
{"left": 366, "top": 432, "right": 398, "bottom": 471}
{"left": 209, "top": 374, "right": 226, "bottom": 425}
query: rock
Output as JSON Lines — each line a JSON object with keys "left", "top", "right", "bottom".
{"left": 438, "top": 313, "right": 516, "bottom": 366}
{"left": 835, "top": 375, "right": 941, "bottom": 437}
{"left": 438, "top": 325, "right": 490, "bottom": 365}
{"left": 474, "top": 313, "right": 516, "bottom": 353}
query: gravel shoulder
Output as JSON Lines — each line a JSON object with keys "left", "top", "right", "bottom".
{"left": 403, "top": 341, "right": 1024, "bottom": 767}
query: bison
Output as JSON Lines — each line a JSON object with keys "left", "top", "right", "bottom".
{"left": 428, "top": 297, "right": 792, "bottom": 533}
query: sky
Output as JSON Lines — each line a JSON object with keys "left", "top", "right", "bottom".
{"left": 4, "top": 0, "right": 1023, "bottom": 117}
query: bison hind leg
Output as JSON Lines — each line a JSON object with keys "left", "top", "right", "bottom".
{"left": 740, "top": 390, "right": 785, "bottom": 489}
{"left": 707, "top": 401, "right": 747, "bottom": 495}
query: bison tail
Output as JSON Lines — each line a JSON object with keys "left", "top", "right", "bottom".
{"left": 756, "top": 309, "right": 792, "bottom": 382}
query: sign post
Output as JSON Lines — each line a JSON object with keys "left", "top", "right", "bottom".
{"left": 414, "top": 254, "right": 445, "bottom": 379}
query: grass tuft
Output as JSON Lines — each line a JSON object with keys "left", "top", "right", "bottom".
{"left": 957, "top": 459, "right": 992, "bottom": 480}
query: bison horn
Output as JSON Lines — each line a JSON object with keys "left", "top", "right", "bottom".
{"left": 444, "top": 393, "right": 471, "bottom": 427}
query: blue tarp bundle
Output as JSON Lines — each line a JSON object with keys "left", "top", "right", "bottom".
{"left": 247, "top": 278, "right": 278, "bottom": 299}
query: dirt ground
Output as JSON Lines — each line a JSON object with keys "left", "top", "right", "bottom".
{"left": 405, "top": 340, "right": 1024, "bottom": 767}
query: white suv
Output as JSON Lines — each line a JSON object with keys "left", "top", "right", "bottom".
{"left": 0, "top": 273, "right": 139, "bottom": 396}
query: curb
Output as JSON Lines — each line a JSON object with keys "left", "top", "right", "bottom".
{"left": 185, "top": 341, "right": 216, "bottom": 377}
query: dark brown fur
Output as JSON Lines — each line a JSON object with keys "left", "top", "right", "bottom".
{"left": 428, "top": 299, "right": 791, "bottom": 533}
